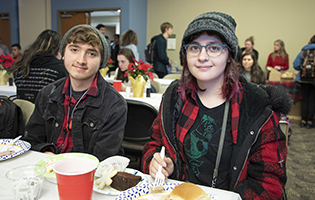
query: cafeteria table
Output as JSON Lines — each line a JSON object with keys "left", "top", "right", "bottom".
{"left": 0, "top": 150, "right": 241, "bottom": 200}
{"left": 0, "top": 83, "right": 16, "bottom": 96}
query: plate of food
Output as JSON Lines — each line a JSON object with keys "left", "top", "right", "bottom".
{"left": 36, "top": 152, "right": 99, "bottom": 183}
{"left": 0, "top": 139, "right": 31, "bottom": 161}
{"left": 116, "top": 182, "right": 216, "bottom": 200}
{"left": 93, "top": 168, "right": 148, "bottom": 195}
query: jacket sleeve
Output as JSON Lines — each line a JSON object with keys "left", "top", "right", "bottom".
{"left": 155, "top": 37, "right": 169, "bottom": 65}
{"left": 141, "top": 112, "right": 163, "bottom": 173}
{"left": 235, "top": 112, "right": 287, "bottom": 199}
{"left": 23, "top": 88, "right": 57, "bottom": 152}
{"left": 293, "top": 51, "right": 303, "bottom": 70}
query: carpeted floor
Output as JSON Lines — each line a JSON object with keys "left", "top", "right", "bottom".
{"left": 285, "top": 122, "right": 315, "bottom": 200}
{"left": 126, "top": 122, "right": 315, "bottom": 199}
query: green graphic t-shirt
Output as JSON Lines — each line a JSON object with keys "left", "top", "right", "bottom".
{"left": 183, "top": 95, "right": 232, "bottom": 189}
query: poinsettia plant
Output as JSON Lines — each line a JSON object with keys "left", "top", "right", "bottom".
{"left": 124, "top": 58, "right": 154, "bottom": 81}
{"left": 0, "top": 54, "right": 17, "bottom": 74}
{"left": 106, "top": 58, "right": 115, "bottom": 68}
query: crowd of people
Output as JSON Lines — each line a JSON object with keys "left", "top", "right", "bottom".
{"left": 2, "top": 11, "right": 315, "bottom": 200}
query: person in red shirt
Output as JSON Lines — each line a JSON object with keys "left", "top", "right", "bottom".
{"left": 266, "top": 39, "right": 289, "bottom": 72}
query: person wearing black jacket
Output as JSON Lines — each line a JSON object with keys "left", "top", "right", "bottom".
{"left": 12, "top": 30, "right": 68, "bottom": 103}
{"left": 152, "top": 22, "right": 173, "bottom": 78}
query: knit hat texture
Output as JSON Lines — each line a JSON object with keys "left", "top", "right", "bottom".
{"left": 182, "top": 12, "right": 238, "bottom": 60}
{"left": 59, "top": 24, "right": 109, "bottom": 69}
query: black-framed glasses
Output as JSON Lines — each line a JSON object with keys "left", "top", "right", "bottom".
{"left": 183, "top": 43, "right": 229, "bottom": 57}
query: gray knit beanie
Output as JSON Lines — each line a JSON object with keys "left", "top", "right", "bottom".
{"left": 182, "top": 12, "right": 238, "bottom": 60}
{"left": 59, "top": 24, "right": 109, "bottom": 69}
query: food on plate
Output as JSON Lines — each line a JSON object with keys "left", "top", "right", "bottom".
{"left": 46, "top": 165, "right": 54, "bottom": 173}
{"left": 110, "top": 171, "right": 142, "bottom": 191}
{"left": 166, "top": 182, "right": 211, "bottom": 200}
{"left": 95, "top": 167, "right": 118, "bottom": 190}
{"left": 0, "top": 150, "right": 15, "bottom": 157}
{"left": 149, "top": 185, "right": 164, "bottom": 193}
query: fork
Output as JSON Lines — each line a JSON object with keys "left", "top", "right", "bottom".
{"left": 154, "top": 146, "right": 165, "bottom": 186}
{"left": 1, "top": 135, "right": 22, "bottom": 152}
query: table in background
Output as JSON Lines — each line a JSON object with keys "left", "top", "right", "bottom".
{"left": 0, "top": 83, "right": 16, "bottom": 96}
{"left": 104, "top": 76, "right": 174, "bottom": 89}
{"left": 0, "top": 150, "right": 241, "bottom": 200}
{"left": 265, "top": 80, "right": 301, "bottom": 102}
{"left": 119, "top": 92, "right": 162, "bottom": 111}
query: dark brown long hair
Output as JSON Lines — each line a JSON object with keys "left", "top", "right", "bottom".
{"left": 116, "top": 48, "right": 135, "bottom": 82}
{"left": 178, "top": 31, "right": 239, "bottom": 101}
{"left": 239, "top": 51, "right": 265, "bottom": 84}
{"left": 12, "top": 30, "right": 62, "bottom": 78}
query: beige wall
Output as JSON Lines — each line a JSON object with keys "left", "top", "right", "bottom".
{"left": 18, "top": 0, "right": 51, "bottom": 52}
{"left": 147, "top": 0, "right": 315, "bottom": 72}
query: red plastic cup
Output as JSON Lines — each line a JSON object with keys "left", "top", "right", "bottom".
{"left": 53, "top": 158, "right": 98, "bottom": 200}
{"left": 113, "top": 80, "right": 122, "bottom": 92}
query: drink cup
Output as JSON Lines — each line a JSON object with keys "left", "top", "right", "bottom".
{"left": 113, "top": 80, "right": 122, "bottom": 92}
{"left": 53, "top": 158, "right": 98, "bottom": 200}
{"left": 6, "top": 164, "right": 46, "bottom": 200}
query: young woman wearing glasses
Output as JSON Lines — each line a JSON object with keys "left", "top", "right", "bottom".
{"left": 141, "top": 12, "right": 291, "bottom": 199}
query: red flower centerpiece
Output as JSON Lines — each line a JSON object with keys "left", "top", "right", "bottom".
{"left": 124, "top": 58, "right": 154, "bottom": 97}
{"left": 0, "top": 54, "right": 17, "bottom": 85}
{"left": 124, "top": 58, "right": 154, "bottom": 81}
{"left": 0, "top": 54, "right": 17, "bottom": 74}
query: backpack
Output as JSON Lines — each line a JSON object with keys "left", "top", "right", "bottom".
{"left": 0, "top": 95, "right": 24, "bottom": 139}
{"left": 300, "top": 49, "right": 315, "bottom": 82}
{"left": 145, "top": 38, "right": 157, "bottom": 64}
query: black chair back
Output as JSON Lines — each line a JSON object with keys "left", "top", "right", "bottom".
{"left": 124, "top": 99, "right": 158, "bottom": 142}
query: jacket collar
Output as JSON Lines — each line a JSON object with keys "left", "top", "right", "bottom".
{"left": 49, "top": 72, "right": 107, "bottom": 108}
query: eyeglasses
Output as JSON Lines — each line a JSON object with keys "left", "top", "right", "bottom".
{"left": 183, "top": 43, "right": 229, "bottom": 57}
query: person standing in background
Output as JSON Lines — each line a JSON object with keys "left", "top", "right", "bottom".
{"left": 121, "top": 29, "right": 139, "bottom": 61}
{"left": 151, "top": 22, "right": 173, "bottom": 78}
{"left": 11, "top": 43, "right": 22, "bottom": 60}
{"left": 0, "top": 36, "right": 10, "bottom": 55}
{"left": 12, "top": 30, "right": 68, "bottom": 103}
{"left": 96, "top": 24, "right": 111, "bottom": 59}
{"left": 266, "top": 39, "right": 289, "bottom": 72}
{"left": 293, "top": 35, "right": 315, "bottom": 128}
{"left": 240, "top": 36, "right": 259, "bottom": 60}
{"left": 111, "top": 34, "right": 120, "bottom": 71}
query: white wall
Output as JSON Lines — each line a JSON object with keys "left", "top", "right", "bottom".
{"left": 147, "top": 0, "right": 315, "bottom": 72}
{"left": 18, "top": 0, "right": 51, "bottom": 51}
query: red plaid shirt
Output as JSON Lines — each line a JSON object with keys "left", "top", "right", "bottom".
{"left": 55, "top": 75, "right": 98, "bottom": 153}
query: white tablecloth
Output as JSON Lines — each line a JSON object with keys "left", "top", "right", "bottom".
{"left": 104, "top": 76, "right": 174, "bottom": 89}
{"left": 0, "top": 83, "right": 16, "bottom": 96}
{"left": 0, "top": 150, "right": 241, "bottom": 200}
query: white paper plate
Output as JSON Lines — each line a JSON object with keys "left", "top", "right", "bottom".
{"left": 0, "top": 139, "right": 31, "bottom": 161}
{"left": 36, "top": 152, "right": 99, "bottom": 183}
{"left": 93, "top": 168, "right": 148, "bottom": 195}
{"left": 115, "top": 182, "right": 217, "bottom": 200}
